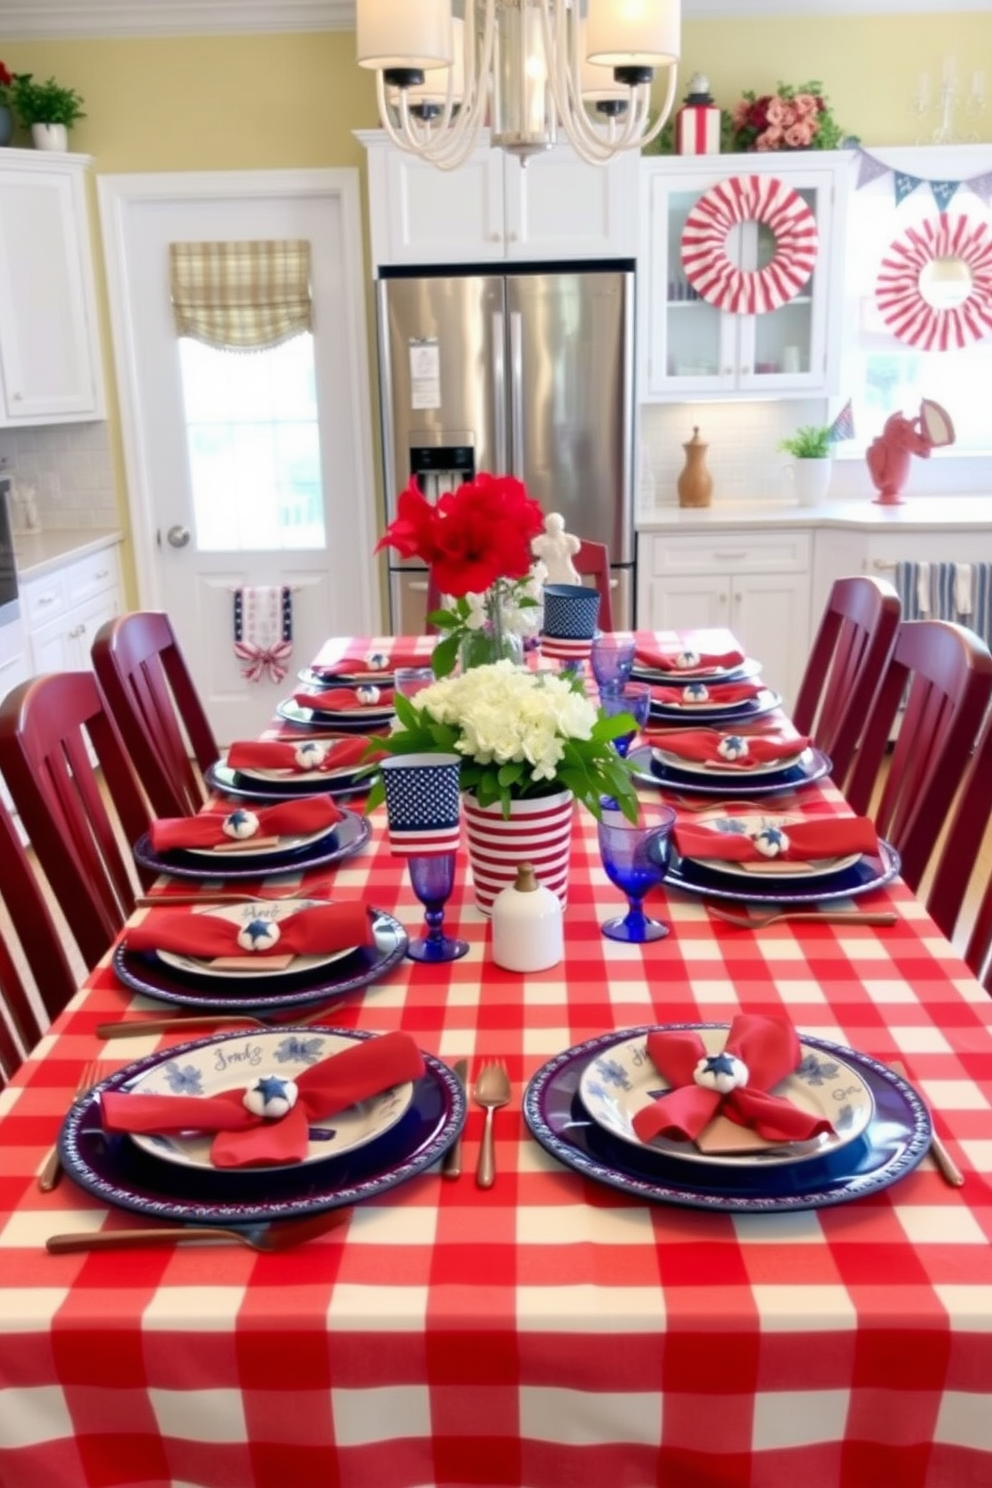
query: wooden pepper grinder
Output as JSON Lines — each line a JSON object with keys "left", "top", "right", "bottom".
{"left": 677, "top": 426, "right": 713, "bottom": 508}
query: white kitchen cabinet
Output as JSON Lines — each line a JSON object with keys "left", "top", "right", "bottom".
{"left": 21, "top": 545, "right": 122, "bottom": 676}
{"left": 0, "top": 608, "right": 30, "bottom": 820}
{"left": 812, "top": 524, "right": 992, "bottom": 627}
{"left": 637, "top": 528, "right": 811, "bottom": 710}
{"left": 0, "top": 150, "right": 106, "bottom": 425}
{"left": 639, "top": 152, "right": 850, "bottom": 401}
{"left": 358, "top": 129, "right": 638, "bottom": 267}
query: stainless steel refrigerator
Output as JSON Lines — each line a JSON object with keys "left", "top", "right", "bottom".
{"left": 375, "top": 262, "right": 636, "bottom": 634}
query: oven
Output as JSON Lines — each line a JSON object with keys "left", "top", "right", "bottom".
{"left": 0, "top": 478, "right": 19, "bottom": 625}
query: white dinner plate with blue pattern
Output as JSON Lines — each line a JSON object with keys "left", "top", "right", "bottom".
{"left": 578, "top": 1028, "right": 873, "bottom": 1168}
{"left": 123, "top": 1029, "right": 415, "bottom": 1173}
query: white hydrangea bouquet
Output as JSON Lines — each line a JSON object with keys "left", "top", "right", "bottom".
{"left": 363, "top": 661, "right": 639, "bottom": 821}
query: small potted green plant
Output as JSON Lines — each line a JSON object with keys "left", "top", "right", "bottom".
{"left": 11, "top": 73, "right": 85, "bottom": 151}
{"left": 778, "top": 424, "right": 834, "bottom": 505}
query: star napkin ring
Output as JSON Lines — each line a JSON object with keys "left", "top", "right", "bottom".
{"left": 693, "top": 1051, "right": 749, "bottom": 1094}
{"left": 685, "top": 682, "right": 710, "bottom": 702}
{"left": 236, "top": 917, "right": 282, "bottom": 953}
{"left": 749, "top": 824, "right": 789, "bottom": 857}
{"left": 295, "top": 741, "right": 327, "bottom": 770}
{"left": 356, "top": 685, "right": 382, "bottom": 705}
{"left": 675, "top": 649, "right": 701, "bottom": 670}
{"left": 223, "top": 808, "right": 260, "bottom": 840}
{"left": 365, "top": 652, "right": 389, "bottom": 670}
{"left": 243, "top": 1074, "right": 299, "bottom": 1120}
{"left": 717, "top": 735, "right": 749, "bottom": 762}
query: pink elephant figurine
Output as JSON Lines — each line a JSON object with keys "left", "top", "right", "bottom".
{"left": 865, "top": 399, "right": 955, "bottom": 505}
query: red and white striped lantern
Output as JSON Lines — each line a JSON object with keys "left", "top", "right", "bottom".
{"left": 676, "top": 103, "right": 721, "bottom": 155}
{"left": 681, "top": 175, "right": 819, "bottom": 315}
{"left": 463, "top": 790, "right": 574, "bottom": 915}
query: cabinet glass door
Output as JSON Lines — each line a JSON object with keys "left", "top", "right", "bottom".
{"left": 742, "top": 187, "right": 826, "bottom": 390}
{"left": 664, "top": 189, "right": 729, "bottom": 388}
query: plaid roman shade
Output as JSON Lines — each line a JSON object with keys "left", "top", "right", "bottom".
{"left": 169, "top": 239, "right": 312, "bottom": 351}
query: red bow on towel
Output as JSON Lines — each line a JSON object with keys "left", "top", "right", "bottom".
{"left": 675, "top": 816, "right": 878, "bottom": 865}
{"left": 235, "top": 638, "right": 293, "bottom": 685}
{"left": 148, "top": 797, "right": 343, "bottom": 853}
{"left": 632, "top": 1015, "right": 835, "bottom": 1146}
{"left": 292, "top": 687, "right": 395, "bottom": 713}
{"left": 101, "top": 1030, "right": 425, "bottom": 1168}
{"left": 125, "top": 900, "right": 375, "bottom": 959}
{"left": 645, "top": 728, "right": 808, "bottom": 768}
{"left": 226, "top": 737, "right": 384, "bottom": 774}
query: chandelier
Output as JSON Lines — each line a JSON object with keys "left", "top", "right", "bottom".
{"left": 356, "top": 0, "right": 681, "bottom": 170}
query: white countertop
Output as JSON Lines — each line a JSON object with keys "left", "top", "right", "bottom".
{"left": 636, "top": 496, "right": 992, "bottom": 533}
{"left": 14, "top": 528, "right": 124, "bottom": 581}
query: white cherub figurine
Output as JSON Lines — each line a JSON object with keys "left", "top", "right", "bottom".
{"left": 531, "top": 512, "right": 581, "bottom": 585}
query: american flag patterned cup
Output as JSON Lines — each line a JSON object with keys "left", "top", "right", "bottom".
{"left": 380, "top": 753, "right": 462, "bottom": 857}
{"left": 541, "top": 584, "right": 601, "bottom": 663}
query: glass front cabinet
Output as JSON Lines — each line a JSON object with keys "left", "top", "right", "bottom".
{"left": 639, "top": 152, "right": 851, "bottom": 401}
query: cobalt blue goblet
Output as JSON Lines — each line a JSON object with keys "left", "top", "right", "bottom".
{"left": 596, "top": 805, "right": 677, "bottom": 943}
{"left": 598, "top": 681, "right": 652, "bottom": 758}
{"left": 590, "top": 635, "right": 636, "bottom": 694}
{"left": 406, "top": 852, "right": 469, "bottom": 963}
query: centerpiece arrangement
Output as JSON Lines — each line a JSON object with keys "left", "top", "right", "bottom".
{"left": 727, "top": 81, "right": 847, "bottom": 153}
{"left": 375, "top": 472, "right": 546, "bottom": 677}
{"left": 365, "top": 661, "right": 640, "bottom": 912}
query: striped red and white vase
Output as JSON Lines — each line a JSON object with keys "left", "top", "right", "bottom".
{"left": 462, "top": 789, "right": 575, "bottom": 916}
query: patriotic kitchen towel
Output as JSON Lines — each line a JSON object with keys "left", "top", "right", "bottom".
{"left": 234, "top": 585, "right": 293, "bottom": 683}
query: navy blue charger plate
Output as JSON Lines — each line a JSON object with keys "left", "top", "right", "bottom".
{"left": 631, "top": 657, "right": 762, "bottom": 686}
{"left": 277, "top": 699, "right": 394, "bottom": 733}
{"left": 58, "top": 1028, "right": 466, "bottom": 1224}
{"left": 132, "top": 808, "right": 371, "bottom": 882}
{"left": 665, "top": 838, "right": 901, "bottom": 905}
{"left": 648, "top": 689, "right": 782, "bottom": 729}
{"left": 524, "top": 1025, "right": 931, "bottom": 1212}
{"left": 206, "top": 760, "right": 371, "bottom": 804}
{"left": 628, "top": 744, "right": 832, "bottom": 798}
{"left": 112, "top": 907, "right": 408, "bottom": 1014}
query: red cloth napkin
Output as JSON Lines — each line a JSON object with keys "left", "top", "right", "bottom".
{"left": 675, "top": 816, "right": 879, "bottom": 864}
{"left": 631, "top": 1015, "right": 835, "bottom": 1146}
{"left": 125, "top": 900, "right": 375, "bottom": 959}
{"left": 313, "top": 644, "right": 429, "bottom": 678}
{"left": 101, "top": 1030, "right": 425, "bottom": 1168}
{"left": 649, "top": 681, "right": 764, "bottom": 706}
{"left": 635, "top": 640, "right": 746, "bottom": 673}
{"left": 292, "top": 687, "right": 395, "bottom": 714}
{"left": 645, "top": 728, "right": 808, "bottom": 767}
{"left": 226, "top": 737, "right": 383, "bottom": 774}
{"left": 149, "top": 797, "right": 344, "bottom": 853}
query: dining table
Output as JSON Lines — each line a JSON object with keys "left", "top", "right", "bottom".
{"left": 1, "top": 628, "right": 992, "bottom": 1488}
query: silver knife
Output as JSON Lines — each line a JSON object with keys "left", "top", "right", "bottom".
{"left": 441, "top": 1059, "right": 468, "bottom": 1180}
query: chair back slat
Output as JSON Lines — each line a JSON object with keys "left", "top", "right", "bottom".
{"left": 92, "top": 612, "right": 219, "bottom": 817}
{"left": 926, "top": 707, "right": 992, "bottom": 991}
{"left": 846, "top": 620, "right": 992, "bottom": 892}
{"left": 0, "top": 672, "right": 155, "bottom": 970}
{"left": 574, "top": 540, "right": 614, "bottom": 632}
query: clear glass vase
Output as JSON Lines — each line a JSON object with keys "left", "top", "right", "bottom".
{"left": 457, "top": 583, "right": 525, "bottom": 671}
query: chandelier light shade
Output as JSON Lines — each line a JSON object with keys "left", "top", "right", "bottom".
{"left": 356, "top": 0, "right": 682, "bottom": 171}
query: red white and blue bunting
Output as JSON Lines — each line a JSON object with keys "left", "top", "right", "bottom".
{"left": 853, "top": 145, "right": 992, "bottom": 210}
{"left": 680, "top": 174, "right": 819, "bottom": 316}
{"left": 876, "top": 213, "right": 992, "bottom": 350}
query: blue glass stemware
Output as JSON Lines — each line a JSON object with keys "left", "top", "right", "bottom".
{"left": 598, "top": 682, "right": 652, "bottom": 757}
{"left": 590, "top": 635, "right": 636, "bottom": 694}
{"left": 406, "top": 852, "right": 469, "bottom": 963}
{"left": 597, "top": 806, "right": 677, "bottom": 943}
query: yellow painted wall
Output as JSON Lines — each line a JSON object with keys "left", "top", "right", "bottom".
{"left": 2, "top": 13, "right": 988, "bottom": 596}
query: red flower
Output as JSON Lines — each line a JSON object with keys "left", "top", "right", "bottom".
{"left": 0, "top": 64, "right": 11, "bottom": 89}
{"left": 376, "top": 472, "right": 544, "bottom": 599}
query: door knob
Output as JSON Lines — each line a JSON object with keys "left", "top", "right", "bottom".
{"left": 166, "top": 524, "right": 191, "bottom": 548}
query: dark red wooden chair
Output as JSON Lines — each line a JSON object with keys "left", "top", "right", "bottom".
{"left": 925, "top": 707, "right": 992, "bottom": 990}
{"left": 0, "top": 672, "right": 156, "bottom": 971}
{"left": 574, "top": 539, "right": 614, "bottom": 632}
{"left": 92, "top": 612, "right": 220, "bottom": 817}
{"left": 792, "top": 575, "right": 901, "bottom": 791}
{"left": 0, "top": 795, "right": 78, "bottom": 1084}
{"left": 844, "top": 620, "right": 992, "bottom": 892}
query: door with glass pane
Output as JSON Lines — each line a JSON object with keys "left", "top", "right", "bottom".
{"left": 98, "top": 172, "right": 379, "bottom": 741}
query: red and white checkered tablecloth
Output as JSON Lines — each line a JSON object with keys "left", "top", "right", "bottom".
{"left": 2, "top": 636, "right": 992, "bottom": 1488}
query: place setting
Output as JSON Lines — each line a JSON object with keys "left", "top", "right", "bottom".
{"left": 664, "top": 808, "right": 901, "bottom": 905}
{"left": 132, "top": 795, "right": 371, "bottom": 882}
{"left": 299, "top": 641, "right": 434, "bottom": 689}
{"left": 523, "top": 1013, "right": 932, "bottom": 1213}
{"left": 109, "top": 896, "right": 410, "bottom": 1016}
{"left": 629, "top": 633, "right": 763, "bottom": 686}
{"left": 53, "top": 1026, "right": 468, "bottom": 1233}
{"left": 278, "top": 680, "right": 396, "bottom": 733}
{"left": 207, "top": 736, "right": 384, "bottom": 804}
{"left": 628, "top": 723, "right": 832, "bottom": 798}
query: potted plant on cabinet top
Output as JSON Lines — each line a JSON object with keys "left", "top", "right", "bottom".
{"left": 778, "top": 423, "right": 834, "bottom": 507}
{"left": 11, "top": 73, "right": 85, "bottom": 151}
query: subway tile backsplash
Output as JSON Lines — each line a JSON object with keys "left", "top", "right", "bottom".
{"left": 0, "top": 423, "right": 118, "bottom": 530}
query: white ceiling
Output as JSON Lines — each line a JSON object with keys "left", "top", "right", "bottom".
{"left": 0, "top": 0, "right": 978, "bottom": 41}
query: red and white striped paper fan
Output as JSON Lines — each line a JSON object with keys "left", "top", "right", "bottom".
{"left": 681, "top": 174, "right": 819, "bottom": 315}
{"left": 875, "top": 213, "right": 992, "bottom": 350}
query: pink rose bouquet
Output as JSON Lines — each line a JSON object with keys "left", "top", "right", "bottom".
{"left": 728, "top": 80, "right": 848, "bottom": 153}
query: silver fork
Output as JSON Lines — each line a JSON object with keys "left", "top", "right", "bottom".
{"left": 38, "top": 1059, "right": 107, "bottom": 1193}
